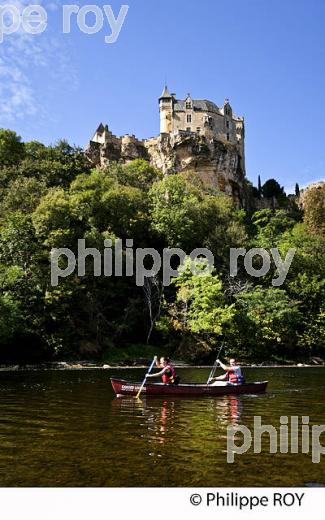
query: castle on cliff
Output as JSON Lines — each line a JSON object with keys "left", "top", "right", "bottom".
{"left": 86, "top": 86, "right": 247, "bottom": 206}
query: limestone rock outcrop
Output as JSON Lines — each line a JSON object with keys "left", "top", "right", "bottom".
{"left": 86, "top": 128, "right": 245, "bottom": 206}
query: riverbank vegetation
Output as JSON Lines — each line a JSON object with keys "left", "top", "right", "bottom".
{"left": 0, "top": 129, "right": 324, "bottom": 363}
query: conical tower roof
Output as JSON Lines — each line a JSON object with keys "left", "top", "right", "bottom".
{"left": 160, "top": 85, "right": 172, "bottom": 99}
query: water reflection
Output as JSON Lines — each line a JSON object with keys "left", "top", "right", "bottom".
{"left": 111, "top": 397, "right": 175, "bottom": 445}
{"left": 214, "top": 395, "right": 243, "bottom": 426}
{"left": 0, "top": 367, "right": 324, "bottom": 486}
{"left": 111, "top": 394, "right": 243, "bottom": 446}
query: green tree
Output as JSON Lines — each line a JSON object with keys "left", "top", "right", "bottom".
{"left": 0, "top": 129, "right": 25, "bottom": 166}
{"left": 0, "top": 294, "right": 23, "bottom": 347}
{"left": 252, "top": 209, "right": 298, "bottom": 248}
{"left": 0, "top": 212, "right": 52, "bottom": 360}
{"left": 25, "top": 140, "right": 46, "bottom": 159}
{"left": 32, "top": 187, "right": 76, "bottom": 248}
{"left": 233, "top": 286, "right": 302, "bottom": 357}
{"left": 277, "top": 224, "right": 325, "bottom": 299}
{"left": 0, "top": 177, "right": 47, "bottom": 215}
{"left": 149, "top": 174, "right": 201, "bottom": 250}
{"left": 258, "top": 175, "right": 262, "bottom": 197}
{"left": 162, "top": 258, "right": 234, "bottom": 359}
{"left": 149, "top": 173, "right": 247, "bottom": 264}
{"left": 297, "top": 307, "right": 325, "bottom": 355}
{"left": 261, "top": 179, "right": 285, "bottom": 199}
{"left": 109, "top": 159, "right": 162, "bottom": 191}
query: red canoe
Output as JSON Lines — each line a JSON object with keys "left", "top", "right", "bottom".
{"left": 110, "top": 377, "right": 268, "bottom": 397}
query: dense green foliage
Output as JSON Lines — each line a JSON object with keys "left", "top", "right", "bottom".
{"left": 0, "top": 129, "right": 324, "bottom": 363}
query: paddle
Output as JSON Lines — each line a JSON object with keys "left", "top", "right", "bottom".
{"left": 207, "top": 344, "right": 224, "bottom": 385}
{"left": 135, "top": 357, "right": 156, "bottom": 399}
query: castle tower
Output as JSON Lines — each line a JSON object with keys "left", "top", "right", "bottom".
{"left": 159, "top": 85, "right": 173, "bottom": 134}
{"left": 185, "top": 93, "right": 193, "bottom": 132}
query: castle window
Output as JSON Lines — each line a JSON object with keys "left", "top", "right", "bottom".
{"left": 187, "top": 114, "right": 192, "bottom": 123}
{"left": 197, "top": 127, "right": 201, "bottom": 134}
{"left": 226, "top": 133, "right": 230, "bottom": 141}
{"left": 226, "top": 120, "right": 230, "bottom": 129}
{"left": 186, "top": 102, "right": 192, "bottom": 109}
{"left": 186, "top": 127, "right": 191, "bottom": 132}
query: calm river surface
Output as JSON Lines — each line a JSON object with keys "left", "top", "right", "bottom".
{"left": 0, "top": 367, "right": 324, "bottom": 487}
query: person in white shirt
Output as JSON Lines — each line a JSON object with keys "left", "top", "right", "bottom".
{"left": 210, "top": 358, "right": 244, "bottom": 385}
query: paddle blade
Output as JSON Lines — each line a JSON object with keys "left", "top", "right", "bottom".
{"left": 135, "top": 387, "right": 143, "bottom": 399}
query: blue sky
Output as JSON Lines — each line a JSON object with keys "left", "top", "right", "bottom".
{"left": 0, "top": 0, "right": 325, "bottom": 192}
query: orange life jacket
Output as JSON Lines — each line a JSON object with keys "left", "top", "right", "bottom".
{"left": 226, "top": 366, "right": 244, "bottom": 384}
{"left": 162, "top": 364, "right": 177, "bottom": 384}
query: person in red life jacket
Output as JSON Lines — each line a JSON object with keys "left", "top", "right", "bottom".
{"left": 210, "top": 358, "right": 244, "bottom": 385}
{"left": 146, "top": 356, "right": 180, "bottom": 385}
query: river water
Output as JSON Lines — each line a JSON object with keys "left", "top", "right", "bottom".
{"left": 0, "top": 367, "right": 324, "bottom": 487}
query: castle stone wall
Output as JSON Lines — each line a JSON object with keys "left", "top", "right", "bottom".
{"left": 85, "top": 89, "right": 247, "bottom": 207}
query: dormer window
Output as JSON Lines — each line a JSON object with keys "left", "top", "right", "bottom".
{"left": 186, "top": 102, "right": 192, "bottom": 109}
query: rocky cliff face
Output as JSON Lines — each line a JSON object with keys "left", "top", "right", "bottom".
{"left": 299, "top": 181, "right": 325, "bottom": 207}
{"left": 145, "top": 133, "right": 245, "bottom": 206}
{"left": 86, "top": 132, "right": 246, "bottom": 206}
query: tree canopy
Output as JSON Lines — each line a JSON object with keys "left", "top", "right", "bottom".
{"left": 0, "top": 128, "right": 324, "bottom": 363}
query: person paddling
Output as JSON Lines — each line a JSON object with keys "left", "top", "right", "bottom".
{"left": 210, "top": 358, "right": 244, "bottom": 385}
{"left": 146, "top": 356, "right": 180, "bottom": 385}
